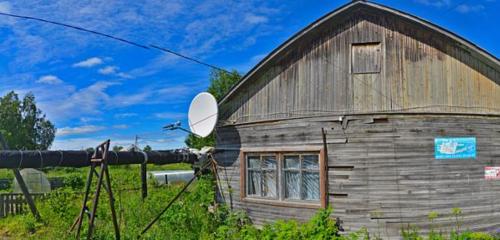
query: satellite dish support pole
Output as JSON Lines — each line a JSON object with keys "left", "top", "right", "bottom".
{"left": 0, "top": 134, "right": 41, "bottom": 221}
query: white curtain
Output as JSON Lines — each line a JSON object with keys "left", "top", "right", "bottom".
{"left": 302, "top": 172, "right": 320, "bottom": 200}
{"left": 284, "top": 171, "right": 300, "bottom": 199}
{"left": 262, "top": 171, "right": 277, "bottom": 197}
{"left": 248, "top": 170, "right": 261, "bottom": 195}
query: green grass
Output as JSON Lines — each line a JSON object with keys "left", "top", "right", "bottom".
{"left": 0, "top": 164, "right": 498, "bottom": 239}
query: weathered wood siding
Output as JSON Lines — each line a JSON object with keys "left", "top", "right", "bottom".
{"left": 219, "top": 7, "right": 500, "bottom": 125}
{"left": 215, "top": 2, "right": 500, "bottom": 238}
{"left": 215, "top": 114, "right": 500, "bottom": 238}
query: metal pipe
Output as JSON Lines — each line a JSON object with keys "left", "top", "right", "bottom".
{"left": 0, "top": 150, "right": 198, "bottom": 169}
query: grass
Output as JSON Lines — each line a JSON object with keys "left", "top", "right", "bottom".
{"left": 0, "top": 164, "right": 498, "bottom": 239}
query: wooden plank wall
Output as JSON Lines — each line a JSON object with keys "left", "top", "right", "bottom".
{"left": 219, "top": 9, "right": 500, "bottom": 125}
{"left": 215, "top": 114, "right": 500, "bottom": 239}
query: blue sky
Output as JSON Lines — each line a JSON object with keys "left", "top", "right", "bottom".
{"left": 0, "top": 0, "right": 498, "bottom": 150}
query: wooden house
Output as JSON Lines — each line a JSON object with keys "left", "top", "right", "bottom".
{"left": 215, "top": 1, "right": 500, "bottom": 238}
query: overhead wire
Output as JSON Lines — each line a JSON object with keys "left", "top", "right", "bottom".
{"left": 0, "top": 11, "right": 232, "bottom": 74}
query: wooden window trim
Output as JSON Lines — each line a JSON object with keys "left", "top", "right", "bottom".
{"left": 351, "top": 42, "right": 382, "bottom": 74}
{"left": 240, "top": 147, "right": 328, "bottom": 208}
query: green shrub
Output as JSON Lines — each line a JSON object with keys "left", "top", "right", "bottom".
{"left": 300, "top": 207, "right": 339, "bottom": 239}
{"left": 1, "top": 167, "right": 499, "bottom": 240}
{"left": 401, "top": 224, "right": 423, "bottom": 240}
{"left": 461, "top": 232, "right": 495, "bottom": 240}
{"left": 61, "top": 174, "right": 84, "bottom": 190}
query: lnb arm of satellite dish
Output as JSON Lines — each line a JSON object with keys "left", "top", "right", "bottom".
{"left": 163, "top": 121, "right": 181, "bottom": 130}
{"left": 163, "top": 121, "right": 203, "bottom": 138}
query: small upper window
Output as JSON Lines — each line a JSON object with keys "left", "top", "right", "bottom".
{"left": 351, "top": 42, "right": 382, "bottom": 74}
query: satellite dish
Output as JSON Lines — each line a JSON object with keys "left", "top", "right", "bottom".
{"left": 188, "top": 92, "right": 218, "bottom": 137}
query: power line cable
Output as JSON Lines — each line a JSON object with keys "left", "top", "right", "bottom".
{"left": 0, "top": 11, "right": 232, "bottom": 74}
{"left": 0, "top": 12, "right": 150, "bottom": 49}
{"left": 150, "top": 45, "right": 230, "bottom": 74}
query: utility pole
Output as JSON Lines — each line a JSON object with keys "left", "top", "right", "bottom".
{"left": 134, "top": 135, "right": 139, "bottom": 150}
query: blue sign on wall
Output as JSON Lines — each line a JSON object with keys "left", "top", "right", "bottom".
{"left": 434, "top": 137, "right": 476, "bottom": 159}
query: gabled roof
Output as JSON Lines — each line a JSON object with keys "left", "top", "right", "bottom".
{"left": 219, "top": 0, "right": 499, "bottom": 105}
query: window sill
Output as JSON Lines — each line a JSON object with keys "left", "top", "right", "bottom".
{"left": 242, "top": 197, "right": 321, "bottom": 209}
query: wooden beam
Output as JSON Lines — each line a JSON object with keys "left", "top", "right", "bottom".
{"left": 140, "top": 163, "right": 147, "bottom": 199}
{"left": 0, "top": 134, "right": 41, "bottom": 221}
{"left": 320, "top": 128, "right": 329, "bottom": 208}
{"left": 239, "top": 151, "right": 245, "bottom": 201}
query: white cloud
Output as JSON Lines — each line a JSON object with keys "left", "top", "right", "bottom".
{"left": 116, "top": 72, "right": 133, "bottom": 79}
{"left": 112, "top": 124, "right": 129, "bottom": 129}
{"left": 51, "top": 137, "right": 134, "bottom": 150}
{"left": 37, "top": 75, "right": 63, "bottom": 85}
{"left": 0, "top": 1, "right": 11, "bottom": 13}
{"left": 29, "top": 80, "right": 196, "bottom": 123}
{"left": 98, "top": 66, "right": 118, "bottom": 75}
{"left": 414, "top": 0, "right": 451, "bottom": 7}
{"left": 57, "top": 125, "right": 105, "bottom": 136}
{"left": 157, "top": 85, "right": 192, "bottom": 95}
{"left": 50, "top": 135, "right": 185, "bottom": 150}
{"left": 50, "top": 81, "right": 117, "bottom": 120}
{"left": 114, "top": 113, "right": 138, "bottom": 118}
{"left": 51, "top": 137, "right": 105, "bottom": 150}
{"left": 1, "top": 0, "right": 282, "bottom": 72}
{"left": 110, "top": 91, "right": 151, "bottom": 107}
{"left": 80, "top": 117, "right": 102, "bottom": 123}
{"left": 244, "top": 14, "right": 268, "bottom": 24}
{"left": 455, "top": 4, "right": 485, "bottom": 13}
{"left": 154, "top": 112, "right": 185, "bottom": 119}
{"left": 73, "top": 57, "right": 103, "bottom": 68}
{"left": 98, "top": 66, "right": 132, "bottom": 78}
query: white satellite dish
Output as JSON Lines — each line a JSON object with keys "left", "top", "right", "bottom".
{"left": 188, "top": 92, "right": 218, "bottom": 138}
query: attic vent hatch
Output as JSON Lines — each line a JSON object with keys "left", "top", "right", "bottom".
{"left": 351, "top": 42, "right": 382, "bottom": 74}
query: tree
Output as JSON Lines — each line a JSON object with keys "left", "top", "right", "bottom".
{"left": 185, "top": 70, "right": 241, "bottom": 149}
{"left": 0, "top": 91, "right": 55, "bottom": 150}
{"left": 143, "top": 145, "right": 152, "bottom": 152}
{"left": 112, "top": 145, "right": 124, "bottom": 152}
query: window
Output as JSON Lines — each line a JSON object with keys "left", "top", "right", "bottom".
{"left": 351, "top": 42, "right": 382, "bottom": 74}
{"left": 283, "top": 154, "right": 320, "bottom": 201}
{"left": 242, "top": 150, "right": 325, "bottom": 207}
{"left": 247, "top": 154, "right": 278, "bottom": 198}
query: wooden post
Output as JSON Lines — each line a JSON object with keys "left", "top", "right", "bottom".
{"left": 104, "top": 163, "right": 120, "bottom": 239}
{"left": 321, "top": 128, "right": 329, "bottom": 208}
{"left": 141, "top": 163, "right": 147, "bottom": 199}
{"left": 0, "top": 134, "right": 41, "bottom": 221}
{"left": 72, "top": 163, "right": 94, "bottom": 236}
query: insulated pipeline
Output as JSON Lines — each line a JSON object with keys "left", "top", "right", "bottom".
{"left": 0, "top": 150, "right": 198, "bottom": 169}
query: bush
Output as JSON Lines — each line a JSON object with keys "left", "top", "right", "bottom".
{"left": 61, "top": 174, "right": 84, "bottom": 190}
{"left": 0, "top": 167, "right": 499, "bottom": 240}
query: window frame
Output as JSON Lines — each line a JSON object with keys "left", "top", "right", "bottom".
{"left": 245, "top": 153, "right": 279, "bottom": 200}
{"left": 240, "top": 146, "right": 327, "bottom": 209}
{"left": 282, "top": 153, "right": 321, "bottom": 202}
